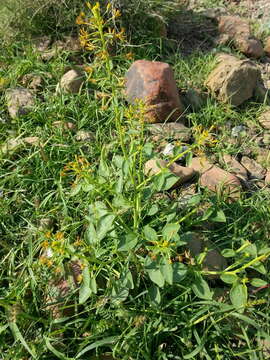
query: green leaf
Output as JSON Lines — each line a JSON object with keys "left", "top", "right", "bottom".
{"left": 250, "top": 262, "right": 266, "bottom": 275}
{"left": 79, "top": 266, "right": 91, "bottom": 304}
{"left": 250, "top": 278, "right": 268, "bottom": 287}
{"left": 147, "top": 204, "right": 159, "bottom": 216}
{"left": 9, "top": 322, "right": 37, "bottom": 358}
{"left": 120, "top": 269, "right": 134, "bottom": 289}
{"left": 148, "top": 285, "right": 161, "bottom": 306}
{"left": 192, "top": 275, "right": 213, "bottom": 300}
{"left": 118, "top": 233, "right": 138, "bottom": 251}
{"left": 70, "top": 183, "right": 82, "bottom": 196}
{"left": 209, "top": 209, "right": 226, "bottom": 223}
{"left": 45, "top": 336, "right": 72, "bottom": 360}
{"left": 112, "top": 154, "right": 124, "bottom": 169}
{"left": 230, "top": 282, "right": 247, "bottom": 310}
{"left": 160, "top": 258, "right": 173, "bottom": 285}
{"left": 162, "top": 223, "right": 180, "bottom": 241}
{"left": 172, "top": 263, "right": 187, "bottom": 283}
{"left": 220, "top": 273, "right": 238, "bottom": 284}
{"left": 221, "top": 249, "right": 236, "bottom": 258}
{"left": 90, "top": 277, "right": 97, "bottom": 294}
{"left": 163, "top": 172, "right": 180, "bottom": 190}
{"left": 143, "top": 225, "right": 158, "bottom": 242}
{"left": 145, "top": 258, "right": 165, "bottom": 288}
{"left": 76, "top": 336, "right": 119, "bottom": 358}
{"left": 96, "top": 214, "right": 115, "bottom": 240}
{"left": 85, "top": 223, "right": 98, "bottom": 245}
{"left": 98, "top": 148, "right": 110, "bottom": 178}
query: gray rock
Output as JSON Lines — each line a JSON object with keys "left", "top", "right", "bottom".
{"left": 6, "top": 88, "right": 35, "bottom": 119}
{"left": 241, "top": 156, "right": 266, "bottom": 179}
{"left": 56, "top": 69, "right": 84, "bottom": 94}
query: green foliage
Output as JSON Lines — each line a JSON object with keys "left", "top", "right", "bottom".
{"left": 0, "top": 1, "right": 270, "bottom": 359}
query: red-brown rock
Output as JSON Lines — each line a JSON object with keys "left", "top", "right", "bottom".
{"left": 218, "top": 16, "right": 250, "bottom": 39}
{"left": 125, "top": 60, "right": 184, "bottom": 123}
{"left": 234, "top": 36, "right": 264, "bottom": 59}
{"left": 190, "top": 157, "right": 242, "bottom": 200}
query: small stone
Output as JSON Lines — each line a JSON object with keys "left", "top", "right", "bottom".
{"left": 241, "top": 156, "right": 266, "bottom": 180}
{"left": 205, "top": 55, "right": 261, "bottom": 106}
{"left": 234, "top": 36, "right": 264, "bottom": 59}
{"left": 185, "top": 233, "right": 227, "bottom": 277}
{"left": 75, "top": 130, "right": 95, "bottom": 142}
{"left": 162, "top": 143, "right": 174, "bottom": 156}
{"left": 38, "top": 218, "right": 54, "bottom": 231}
{"left": 222, "top": 154, "right": 248, "bottom": 179}
{"left": 144, "top": 158, "right": 195, "bottom": 188}
{"left": 231, "top": 125, "right": 247, "bottom": 137}
{"left": 21, "top": 74, "right": 43, "bottom": 91}
{"left": 23, "top": 137, "right": 40, "bottom": 145}
{"left": 125, "top": 60, "right": 184, "bottom": 123}
{"left": 6, "top": 88, "right": 35, "bottom": 119}
{"left": 56, "top": 69, "right": 84, "bottom": 94}
{"left": 148, "top": 122, "right": 191, "bottom": 142}
{"left": 258, "top": 108, "right": 270, "bottom": 129}
{"left": 263, "top": 133, "right": 270, "bottom": 145}
{"left": 53, "top": 121, "right": 76, "bottom": 130}
{"left": 200, "top": 166, "right": 242, "bottom": 200}
{"left": 0, "top": 138, "right": 23, "bottom": 155}
{"left": 265, "top": 171, "right": 270, "bottom": 185}
{"left": 256, "top": 149, "right": 270, "bottom": 168}
{"left": 33, "top": 36, "right": 51, "bottom": 52}
{"left": 264, "top": 37, "right": 270, "bottom": 57}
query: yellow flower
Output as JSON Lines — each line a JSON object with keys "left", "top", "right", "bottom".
{"left": 125, "top": 52, "right": 134, "bottom": 60}
{"left": 55, "top": 232, "right": 64, "bottom": 241}
{"left": 112, "top": 9, "right": 121, "bottom": 19}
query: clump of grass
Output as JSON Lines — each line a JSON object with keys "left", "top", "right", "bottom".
{"left": 0, "top": 1, "right": 270, "bottom": 359}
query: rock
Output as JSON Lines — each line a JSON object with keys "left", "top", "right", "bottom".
{"left": 218, "top": 16, "right": 263, "bottom": 58}
{"left": 125, "top": 60, "right": 184, "bottom": 123}
{"left": 162, "top": 143, "right": 174, "bottom": 156}
{"left": 190, "top": 157, "right": 213, "bottom": 173}
{"left": 264, "top": 37, "right": 270, "bottom": 57}
{"left": 0, "top": 138, "right": 23, "bottom": 155}
{"left": 185, "top": 233, "right": 227, "bottom": 276}
{"left": 190, "top": 158, "right": 241, "bottom": 200}
{"left": 200, "top": 166, "right": 242, "bottom": 200}
{"left": 5, "top": 88, "right": 35, "bottom": 119}
{"left": 234, "top": 36, "right": 264, "bottom": 59}
{"left": 144, "top": 158, "right": 195, "bottom": 187}
{"left": 75, "top": 130, "right": 95, "bottom": 142}
{"left": 263, "top": 133, "right": 270, "bottom": 145}
{"left": 258, "top": 108, "right": 270, "bottom": 129}
{"left": 56, "top": 69, "right": 84, "bottom": 94}
{"left": 148, "top": 122, "right": 191, "bottom": 142}
{"left": 205, "top": 55, "right": 261, "bottom": 106}
{"left": 258, "top": 338, "right": 270, "bottom": 359}
{"left": 33, "top": 36, "right": 51, "bottom": 52}
{"left": 241, "top": 156, "right": 266, "bottom": 179}
{"left": 231, "top": 125, "right": 247, "bottom": 138}
{"left": 214, "top": 33, "right": 231, "bottom": 46}
{"left": 222, "top": 154, "right": 248, "bottom": 179}
{"left": 53, "top": 121, "right": 76, "bottom": 130}
{"left": 218, "top": 16, "right": 250, "bottom": 39}
{"left": 265, "top": 171, "right": 270, "bottom": 185}
{"left": 23, "top": 137, "right": 40, "bottom": 145}
{"left": 21, "top": 74, "right": 43, "bottom": 91}
{"left": 38, "top": 218, "right": 54, "bottom": 231}
{"left": 256, "top": 149, "right": 270, "bottom": 168}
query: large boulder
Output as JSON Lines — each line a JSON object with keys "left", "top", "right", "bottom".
{"left": 5, "top": 88, "right": 35, "bottom": 119}
{"left": 125, "top": 60, "right": 184, "bottom": 123}
{"left": 205, "top": 54, "right": 262, "bottom": 106}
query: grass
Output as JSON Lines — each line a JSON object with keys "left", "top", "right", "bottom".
{"left": 0, "top": 0, "right": 270, "bottom": 359}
